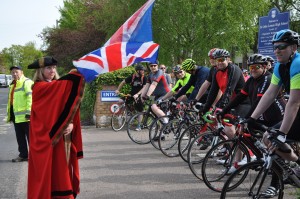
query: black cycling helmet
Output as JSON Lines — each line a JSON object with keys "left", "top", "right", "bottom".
{"left": 173, "top": 65, "right": 182, "bottom": 73}
{"left": 135, "top": 64, "right": 144, "bottom": 71}
{"left": 149, "top": 60, "right": 159, "bottom": 65}
{"left": 213, "top": 49, "right": 230, "bottom": 58}
{"left": 264, "top": 56, "right": 275, "bottom": 64}
{"left": 272, "top": 29, "right": 299, "bottom": 46}
{"left": 247, "top": 54, "right": 267, "bottom": 66}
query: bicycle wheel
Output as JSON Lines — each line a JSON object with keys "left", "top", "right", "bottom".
{"left": 178, "top": 123, "right": 205, "bottom": 163}
{"left": 188, "top": 131, "right": 225, "bottom": 180}
{"left": 201, "top": 139, "right": 250, "bottom": 192}
{"left": 158, "top": 119, "right": 187, "bottom": 157}
{"left": 127, "top": 112, "right": 154, "bottom": 144}
{"left": 220, "top": 161, "right": 284, "bottom": 199}
{"left": 149, "top": 116, "right": 170, "bottom": 150}
{"left": 111, "top": 105, "right": 127, "bottom": 131}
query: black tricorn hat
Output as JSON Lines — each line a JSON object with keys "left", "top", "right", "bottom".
{"left": 28, "top": 56, "right": 58, "bottom": 69}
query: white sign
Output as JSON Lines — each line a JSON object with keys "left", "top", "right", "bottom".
{"left": 110, "top": 104, "right": 120, "bottom": 114}
{"left": 101, "top": 91, "right": 120, "bottom": 102}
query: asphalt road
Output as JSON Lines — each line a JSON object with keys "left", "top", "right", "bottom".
{"left": 0, "top": 86, "right": 298, "bottom": 199}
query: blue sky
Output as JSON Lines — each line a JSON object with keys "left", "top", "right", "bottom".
{"left": 0, "top": 0, "right": 64, "bottom": 51}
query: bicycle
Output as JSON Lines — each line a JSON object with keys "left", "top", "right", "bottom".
{"left": 158, "top": 102, "right": 199, "bottom": 157}
{"left": 127, "top": 96, "right": 168, "bottom": 144}
{"left": 201, "top": 117, "right": 264, "bottom": 192}
{"left": 187, "top": 111, "right": 228, "bottom": 180}
{"left": 111, "top": 93, "right": 136, "bottom": 131}
{"left": 148, "top": 100, "right": 181, "bottom": 150}
{"left": 220, "top": 128, "right": 300, "bottom": 199}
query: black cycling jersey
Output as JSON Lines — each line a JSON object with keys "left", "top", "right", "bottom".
{"left": 222, "top": 71, "right": 285, "bottom": 126}
{"left": 203, "top": 63, "right": 248, "bottom": 113}
{"left": 175, "top": 66, "right": 210, "bottom": 102}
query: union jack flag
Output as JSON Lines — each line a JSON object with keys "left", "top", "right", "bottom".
{"left": 73, "top": 0, "right": 159, "bottom": 82}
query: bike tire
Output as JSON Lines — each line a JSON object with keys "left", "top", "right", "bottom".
{"left": 220, "top": 161, "right": 284, "bottom": 199}
{"left": 111, "top": 105, "right": 127, "bottom": 131}
{"left": 178, "top": 123, "right": 206, "bottom": 163}
{"left": 127, "top": 112, "right": 154, "bottom": 144}
{"left": 201, "top": 139, "right": 250, "bottom": 192}
{"left": 188, "top": 131, "right": 226, "bottom": 180}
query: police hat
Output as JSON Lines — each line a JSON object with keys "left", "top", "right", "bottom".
{"left": 28, "top": 56, "right": 58, "bottom": 69}
{"left": 10, "top": 66, "right": 22, "bottom": 71}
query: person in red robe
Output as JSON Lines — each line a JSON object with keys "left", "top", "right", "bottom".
{"left": 27, "top": 56, "right": 85, "bottom": 199}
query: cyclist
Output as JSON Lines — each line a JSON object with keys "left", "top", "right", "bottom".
{"left": 195, "top": 48, "right": 222, "bottom": 105}
{"left": 160, "top": 65, "right": 193, "bottom": 102}
{"left": 246, "top": 29, "right": 300, "bottom": 197}
{"left": 140, "top": 60, "right": 171, "bottom": 125}
{"left": 115, "top": 64, "right": 146, "bottom": 112}
{"left": 201, "top": 48, "right": 250, "bottom": 117}
{"left": 218, "top": 54, "right": 286, "bottom": 174}
{"left": 265, "top": 55, "right": 275, "bottom": 73}
{"left": 174, "top": 58, "right": 210, "bottom": 103}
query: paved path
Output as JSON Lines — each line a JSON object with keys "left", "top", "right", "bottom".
{"left": 79, "top": 127, "right": 219, "bottom": 199}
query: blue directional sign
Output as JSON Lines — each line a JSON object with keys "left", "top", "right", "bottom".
{"left": 100, "top": 91, "right": 120, "bottom": 102}
{"left": 258, "top": 8, "right": 290, "bottom": 60}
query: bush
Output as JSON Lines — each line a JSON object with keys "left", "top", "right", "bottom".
{"left": 80, "top": 66, "right": 135, "bottom": 124}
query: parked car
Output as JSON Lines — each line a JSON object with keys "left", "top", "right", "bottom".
{"left": 6, "top": 75, "right": 12, "bottom": 85}
{"left": 0, "top": 74, "right": 9, "bottom": 88}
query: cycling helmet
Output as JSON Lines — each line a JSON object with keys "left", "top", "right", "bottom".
{"left": 173, "top": 65, "right": 182, "bottom": 73}
{"left": 208, "top": 48, "right": 218, "bottom": 58}
{"left": 264, "top": 56, "right": 275, "bottom": 64}
{"left": 272, "top": 29, "right": 299, "bottom": 46}
{"left": 135, "top": 64, "right": 144, "bottom": 71}
{"left": 213, "top": 49, "right": 230, "bottom": 58}
{"left": 181, "top": 58, "right": 196, "bottom": 71}
{"left": 149, "top": 60, "right": 159, "bottom": 65}
{"left": 247, "top": 54, "right": 267, "bottom": 66}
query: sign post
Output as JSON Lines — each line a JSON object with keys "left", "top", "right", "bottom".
{"left": 258, "top": 8, "right": 290, "bottom": 60}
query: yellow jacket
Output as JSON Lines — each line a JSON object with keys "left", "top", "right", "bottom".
{"left": 7, "top": 75, "right": 33, "bottom": 123}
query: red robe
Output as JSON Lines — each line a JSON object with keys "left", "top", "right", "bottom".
{"left": 28, "top": 72, "right": 85, "bottom": 199}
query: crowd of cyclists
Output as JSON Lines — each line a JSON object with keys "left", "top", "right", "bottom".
{"left": 113, "top": 29, "right": 300, "bottom": 198}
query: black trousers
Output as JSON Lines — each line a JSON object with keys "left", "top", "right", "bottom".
{"left": 13, "top": 122, "right": 30, "bottom": 158}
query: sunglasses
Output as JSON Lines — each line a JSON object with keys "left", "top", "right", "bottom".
{"left": 216, "top": 57, "right": 226, "bottom": 63}
{"left": 150, "top": 64, "right": 157, "bottom": 68}
{"left": 175, "top": 70, "right": 183, "bottom": 75}
{"left": 273, "top": 44, "right": 291, "bottom": 51}
{"left": 249, "top": 65, "right": 261, "bottom": 70}
{"left": 160, "top": 67, "right": 166, "bottom": 70}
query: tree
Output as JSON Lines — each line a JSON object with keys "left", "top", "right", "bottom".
{"left": 0, "top": 42, "right": 43, "bottom": 77}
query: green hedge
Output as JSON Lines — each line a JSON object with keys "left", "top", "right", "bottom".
{"left": 80, "top": 66, "right": 136, "bottom": 124}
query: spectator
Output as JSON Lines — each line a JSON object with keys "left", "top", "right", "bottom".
{"left": 6, "top": 66, "right": 33, "bottom": 162}
{"left": 243, "top": 69, "right": 250, "bottom": 81}
{"left": 159, "top": 64, "right": 173, "bottom": 88}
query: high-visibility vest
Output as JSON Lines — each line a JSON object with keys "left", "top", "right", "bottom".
{"left": 7, "top": 75, "right": 33, "bottom": 123}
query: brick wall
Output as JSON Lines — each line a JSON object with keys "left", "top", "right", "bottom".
{"left": 94, "top": 85, "right": 118, "bottom": 128}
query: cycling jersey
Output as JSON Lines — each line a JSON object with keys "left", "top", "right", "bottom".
{"left": 206, "top": 66, "right": 217, "bottom": 83}
{"left": 270, "top": 52, "right": 300, "bottom": 140}
{"left": 171, "top": 72, "right": 193, "bottom": 94}
{"left": 124, "top": 74, "right": 147, "bottom": 96}
{"left": 222, "top": 71, "right": 285, "bottom": 126}
{"left": 203, "top": 63, "right": 249, "bottom": 115}
{"left": 147, "top": 69, "right": 170, "bottom": 99}
{"left": 175, "top": 66, "right": 210, "bottom": 101}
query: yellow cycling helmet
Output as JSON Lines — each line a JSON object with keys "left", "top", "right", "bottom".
{"left": 181, "top": 58, "right": 196, "bottom": 71}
